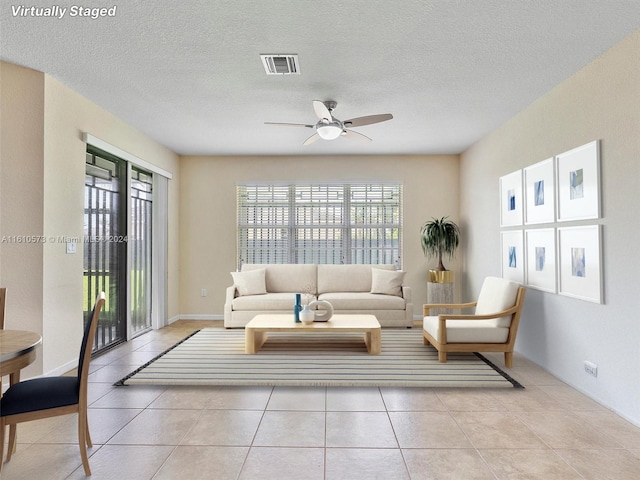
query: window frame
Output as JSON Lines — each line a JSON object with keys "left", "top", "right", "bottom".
{"left": 237, "top": 182, "right": 403, "bottom": 268}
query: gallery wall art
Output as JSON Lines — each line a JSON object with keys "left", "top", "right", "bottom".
{"left": 556, "top": 140, "right": 600, "bottom": 222}
{"left": 501, "top": 230, "right": 524, "bottom": 283}
{"left": 524, "top": 158, "right": 555, "bottom": 224}
{"left": 499, "top": 140, "right": 603, "bottom": 303}
{"left": 499, "top": 170, "right": 523, "bottom": 227}
{"left": 557, "top": 225, "right": 602, "bottom": 303}
{"left": 524, "top": 228, "right": 557, "bottom": 293}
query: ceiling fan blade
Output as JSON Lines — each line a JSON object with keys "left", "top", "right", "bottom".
{"left": 265, "top": 122, "right": 314, "bottom": 128}
{"left": 312, "top": 100, "right": 332, "bottom": 121}
{"left": 303, "top": 133, "right": 320, "bottom": 146}
{"left": 342, "top": 129, "right": 372, "bottom": 142}
{"left": 342, "top": 113, "right": 393, "bottom": 128}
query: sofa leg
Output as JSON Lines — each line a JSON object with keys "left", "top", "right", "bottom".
{"left": 504, "top": 352, "right": 513, "bottom": 368}
{"left": 438, "top": 351, "right": 447, "bottom": 363}
{"left": 423, "top": 336, "right": 430, "bottom": 345}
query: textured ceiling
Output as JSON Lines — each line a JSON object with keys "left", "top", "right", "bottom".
{"left": 1, "top": 0, "right": 639, "bottom": 156}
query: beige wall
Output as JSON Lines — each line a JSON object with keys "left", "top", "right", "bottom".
{"left": 0, "top": 61, "right": 180, "bottom": 376}
{"left": 41, "top": 75, "right": 180, "bottom": 373}
{"left": 178, "top": 155, "right": 460, "bottom": 318}
{"left": 460, "top": 30, "right": 640, "bottom": 424}
{"left": 0, "top": 62, "right": 45, "bottom": 376}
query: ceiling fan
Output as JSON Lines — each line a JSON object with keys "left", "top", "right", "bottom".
{"left": 265, "top": 100, "right": 393, "bottom": 146}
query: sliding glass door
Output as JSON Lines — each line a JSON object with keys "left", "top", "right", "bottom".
{"left": 84, "top": 150, "right": 155, "bottom": 353}
{"left": 84, "top": 150, "right": 127, "bottom": 352}
{"left": 130, "top": 167, "right": 153, "bottom": 336}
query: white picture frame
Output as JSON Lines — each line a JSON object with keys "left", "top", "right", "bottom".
{"left": 501, "top": 230, "right": 524, "bottom": 283}
{"left": 499, "top": 170, "right": 523, "bottom": 227}
{"left": 524, "top": 158, "right": 555, "bottom": 224}
{"left": 525, "top": 228, "right": 556, "bottom": 293}
{"left": 557, "top": 225, "right": 602, "bottom": 303}
{"left": 556, "top": 140, "right": 600, "bottom": 222}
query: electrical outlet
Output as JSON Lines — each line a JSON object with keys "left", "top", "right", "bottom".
{"left": 584, "top": 361, "right": 598, "bottom": 378}
{"left": 201, "top": 289, "right": 207, "bottom": 297}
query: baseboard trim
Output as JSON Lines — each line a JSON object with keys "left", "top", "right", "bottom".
{"left": 176, "top": 314, "right": 224, "bottom": 321}
{"left": 45, "top": 358, "right": 78, "bottom": 378}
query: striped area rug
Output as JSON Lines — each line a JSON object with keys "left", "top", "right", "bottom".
{"left": 116, "top": 328, "right": 522, "bottom": 388}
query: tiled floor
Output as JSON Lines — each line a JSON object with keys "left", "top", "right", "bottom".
{"left": 2, "top": 320, "right": 640, "bottom": 479}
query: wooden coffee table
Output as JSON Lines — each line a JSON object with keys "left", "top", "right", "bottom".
{"left": 245, "top": 314, "right": 381, "bottom": 354}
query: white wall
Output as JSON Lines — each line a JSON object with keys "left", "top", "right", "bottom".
{"left": 460, "top": 31, "right": 640, "bottom": 425}
{"left": 178, "top": 155, "right": 460, "bottom": 318}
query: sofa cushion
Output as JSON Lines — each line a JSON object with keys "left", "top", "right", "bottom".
{"left": 318, "top": 292, "right": 405, "bottom": 310}
{"left": 242, "top": 264, "right": 317, "bottom": 294}
{"left": 475, "top": 276, "right": 520, "bottom": 327}
{"left": 317, "top": 264, "right": 396, "bottom": 294}
{"left": 231, "top": 269, "right": 266, "bottom": 296}
{"left": 232, "top": 292, "right": 314, "bottom": 311}
{"left": 370, "top": 268, "right": 405, "bottom": 296}
{"left": 423, "top": 317, "right": 510, "bottom": 343}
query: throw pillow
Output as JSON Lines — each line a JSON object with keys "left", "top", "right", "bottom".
{"left": 370, "top": 268, "right": 405, "bottom": 296}
{"left": 231, "top": 269, "right": 267, "bottom": 296}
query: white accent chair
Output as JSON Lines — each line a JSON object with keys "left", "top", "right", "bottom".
{"left": 422, "top": 277, "right": 526, "bottom": 368}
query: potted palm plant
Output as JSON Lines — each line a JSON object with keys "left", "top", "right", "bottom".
{"left": 420, "top": 216, "right": 460, "bottom": 283}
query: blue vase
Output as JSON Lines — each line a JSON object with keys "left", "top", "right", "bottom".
{"left": 294, "top": 293, "right": 302, "bottom": 323}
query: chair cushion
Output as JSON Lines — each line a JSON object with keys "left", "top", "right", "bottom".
{"left": 0, "top": 376, "right": 79, "bottom": 417}
{"left": 370, "top": 268, "right": 405, "bottom": 296}
{"left": 319, "top": 292, "right": 406, "bottom": 310}
{"left": 423, "top": 316, "right": 510, "bottom": 343}
{"left": 231, "top": 269, "right": 267, "bottom": 296}
{"left": 475, "top": 276, "right": 520, "bottom": 327}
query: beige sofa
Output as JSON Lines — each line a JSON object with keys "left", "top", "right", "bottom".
{"left": 224, "top": 264, "right": 413, "bottom": 328}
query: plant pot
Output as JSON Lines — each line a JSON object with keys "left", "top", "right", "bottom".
{"left": 428, "top": 270, "right": 454, "bottom": 284}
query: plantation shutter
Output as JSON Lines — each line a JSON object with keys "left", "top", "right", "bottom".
{"left": 294, "top": 184, "right": 345, "bottom": 264}
{"left": 237, "top": 185, "right": 290, "bottom": 265}
{"left": 237, "top": 182, "right": 402, "bottom": 269}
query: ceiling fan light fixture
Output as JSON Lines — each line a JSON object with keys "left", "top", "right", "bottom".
{"left": 316, "top": 122, "right": 343, "bottom": 140}
{"left": 265, "top": 100, "right": 394, "bottom": 144}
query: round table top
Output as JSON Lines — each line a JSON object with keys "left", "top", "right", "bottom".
{"left": 0, "top": 329, "right": 42, "bottom": 363}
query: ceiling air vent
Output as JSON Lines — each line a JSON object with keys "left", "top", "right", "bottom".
{"left": 260, "top": 54, "right": 300, "bottom": 75}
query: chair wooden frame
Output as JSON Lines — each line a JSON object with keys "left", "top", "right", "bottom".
{"left": 422, "top": 286, "right": 526, "bottom": 368}
{"left": 0, "top": 292, "right": 105, "bottom": 476}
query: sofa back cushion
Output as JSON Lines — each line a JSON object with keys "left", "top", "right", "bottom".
{"left": 317, "top": 264, "right": 397, "bottom": 294}
{"left": 475, "top": 276, "right": 520, "bottom": 328}
{"left": 241, "top": 264, "right": 317, "bottom": 293}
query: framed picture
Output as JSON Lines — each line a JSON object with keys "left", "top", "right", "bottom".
{"left": 557, "top": 225, "right": 602, "bottom": 303}
{"left": 524, "top": 158, "right": 555, "bottom": 224}
{"left": 499, "top": 170, "right": 523, "bottom": 226}
{"left": 501, "top": 230, "right": 524, "bottom": 283}
{"left": 556, "top": 140, "right": 600, "bottom": 222}
{"left": 525, "top": 228, "right": 556, "bottom": 293}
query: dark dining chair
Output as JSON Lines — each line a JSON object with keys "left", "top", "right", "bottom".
{"left": 0, "top": 292, "right": 105, "bottom": 476}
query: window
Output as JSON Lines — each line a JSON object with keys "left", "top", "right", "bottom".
{"left": 237, "top": 183, "right": 402, "bottom": 268}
